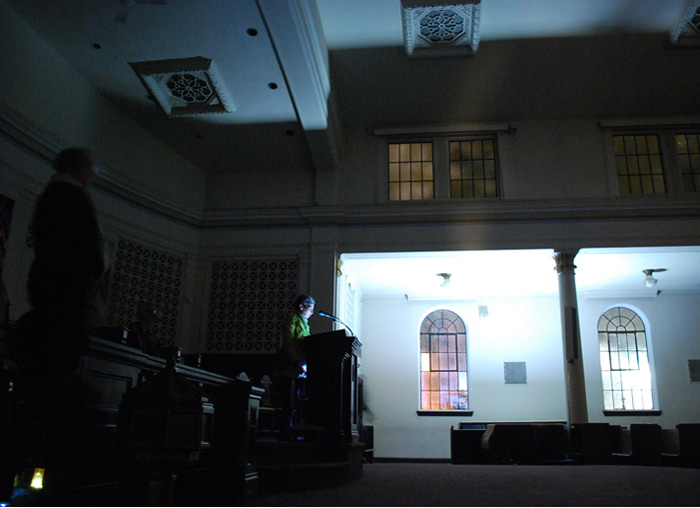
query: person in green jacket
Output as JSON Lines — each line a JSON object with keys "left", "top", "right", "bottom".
{"left": 274, "top": 294, "right": 315, "bottom": 434}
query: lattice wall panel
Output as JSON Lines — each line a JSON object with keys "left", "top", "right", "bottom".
{"left": 206, "top": 259, "right": 299, "bottom": 353}
{"left": 108, "top": 238, "right": 185, "bottom": 348}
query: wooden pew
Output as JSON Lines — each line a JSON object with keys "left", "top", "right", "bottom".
{"left": 5, "top": 335, "right": 261, "bottom": 506}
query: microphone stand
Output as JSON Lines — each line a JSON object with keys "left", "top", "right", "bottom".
{"left": 318, "top": 312, "right": 357, "bottom": 338}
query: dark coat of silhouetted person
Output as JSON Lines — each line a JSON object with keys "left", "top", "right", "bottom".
{"left": 8, "top": 149, "right": 108, "bottom": 504}
{"left": 19, "top": 147, "right": 106, "bottom": 378}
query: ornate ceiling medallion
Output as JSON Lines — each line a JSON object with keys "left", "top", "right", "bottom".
{"left": 401, "top": 1, "right": 481, "bottom": 57}
{"left": 129, "top": 56, "right": 235, "bottom": 117}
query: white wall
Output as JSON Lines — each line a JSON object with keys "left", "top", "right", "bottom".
{"left": 579, "top": 294, "right": 700, "bottom": 427}
{"left": 206, "top": 167, "right": 315, "bottom": 210}
{"left": 359, "top": 295, "right": 565, "bottom": 459}
{"left": 358, "top": 290, "right": 700, "bottom": 459}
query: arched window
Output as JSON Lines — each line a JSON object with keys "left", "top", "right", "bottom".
{"left": 420, "top": 309, "right": 468, "bottom": 410}
{"left": 598, "top": 307, "right": 654, "bottom": 410}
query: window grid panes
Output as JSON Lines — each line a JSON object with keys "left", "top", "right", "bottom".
{"left": 420, "top": 309, "right": 468, "bottom": 410}
{"left": 598, "top": 307, "right": 654, "bottom": 411}
{"left": 675, "top": 133, "right": 700, "bottom": 192}
{"left": 613, "top": 134, "right": 666, "bottom": 194}
{"left": 449, "top": 138, "right": 498, "bottom": 198}
{"left": 388, "top": 142, "right": 434, "bottom": 201}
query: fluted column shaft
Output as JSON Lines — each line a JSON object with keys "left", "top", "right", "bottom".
{"left": 553, "top": 250, "right": 588, "bottom": 425}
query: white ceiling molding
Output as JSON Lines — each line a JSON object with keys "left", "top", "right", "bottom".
{"left": 129, "top": 57, "right": 235, "bottom": 117}
{"left": 258, "top": 0, "right": 330, "bottom": 129}
{"left": 0, "top": 101, "right": 203, "bottom": 226}
{"left": 401, "top": 1, "right": 481, "bottom": 57}
{"left": 257, "top": 0, "right": 339, "bottom": 171}
{"left": 373, "top": 122, "right": 511, "bottom": 137}
{"left": 669, "top": 0, "right": 700, "bottom": 45}
{"left": 599, "top": 117, "right": 700, "bottom": 129}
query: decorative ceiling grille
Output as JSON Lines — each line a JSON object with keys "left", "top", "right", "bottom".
{"left": 670, "top": 0, "right": 700, "bottom": 45}
{"left": 402, "top": 1, "right": 481, "bottom": 57}
{"left": 130, "top": 56, "right": 235, "bottom": 117}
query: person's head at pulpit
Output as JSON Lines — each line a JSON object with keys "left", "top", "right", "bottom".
{"left": 295, "top": 294, "right": 315, "bottom": 321}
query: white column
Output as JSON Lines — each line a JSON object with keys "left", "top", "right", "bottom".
{"left": 553, "top": 250, "right": 588, "bottom": 425}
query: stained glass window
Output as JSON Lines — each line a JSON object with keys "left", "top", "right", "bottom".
{"left": 420, "top": 309, "right": 468, "bottom": 410}
{"left": 598, "top": 307, "right": 654, "bottom": 410}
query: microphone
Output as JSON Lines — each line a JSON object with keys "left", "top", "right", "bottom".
{"left": 317, "top": 311, "right": 358, "bottom": 340}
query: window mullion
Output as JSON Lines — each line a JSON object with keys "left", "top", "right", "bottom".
{"left": 433, "top": 138, "right": 449, "bottom": 199}
{"left": 661, "top": 130, "right": 683, "bottom": 193}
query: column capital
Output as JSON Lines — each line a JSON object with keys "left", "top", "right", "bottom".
{"left": 336, "top": 257, "right": 343, "bottom": 277}
{"left": 553, "top": 250, "right": 579, "bottom": 274}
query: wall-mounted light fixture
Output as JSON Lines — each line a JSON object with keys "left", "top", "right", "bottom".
{"left": 437, "top": 272, "right": 451, "bottom": 287}
{"left": 643, "top": 268, "right": 667, "bottom": 288}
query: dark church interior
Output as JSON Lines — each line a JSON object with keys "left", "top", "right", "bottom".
{"left": 2, "top": 0, "right": 700, "bottom": 505}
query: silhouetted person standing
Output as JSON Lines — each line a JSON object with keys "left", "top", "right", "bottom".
{"left": 20, "top": 147, "right": 106, "bottom": 377}
{"left": 10, "top": 148, "right": 107, "bottom": 505}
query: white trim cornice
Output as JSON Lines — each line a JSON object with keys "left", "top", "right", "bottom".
{"left": 599, "top": 117, "right": 700, "bottom": 129}
{"left": 373, "top": 123, "right": 513, "bottom": 137}
{"left": 0, "top": 100, "right": 203, "bottom": 227}
{"left": 201, "top": 194, "right": 700, "bottom": 229}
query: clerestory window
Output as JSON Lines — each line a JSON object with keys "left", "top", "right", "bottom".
{"left": 613, "top": 134, "right": 666, "bottom": 194}
{"left": 676, "top": 133, "right": 700, "bottom": 192}
{"left": 449, "top": 138, "right": 498, "bottom": 198}
{"left": 388, "top": 142, "right": 435, "bottom": 201}
{"left": 607, "top": 127, "right": 700, "bottom": 195}
{"left": 387, "top": 135, "right": 501, "bottom": 201}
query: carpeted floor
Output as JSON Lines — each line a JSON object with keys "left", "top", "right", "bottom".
{"left": 251, "top": 462, "right": 700, "bottom": 506}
